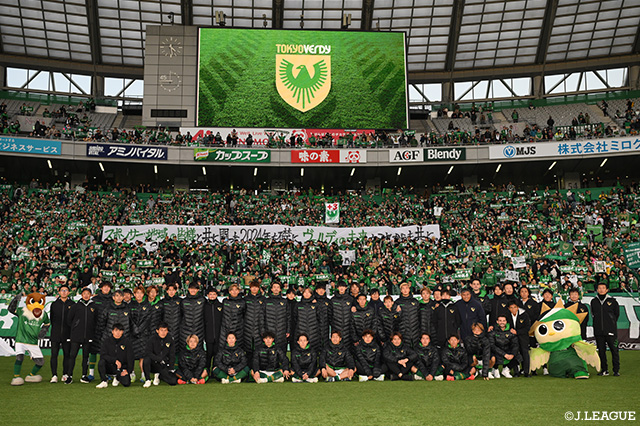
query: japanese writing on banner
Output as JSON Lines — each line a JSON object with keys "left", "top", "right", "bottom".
{"left": 0, "top": 137, "right": 61, "bottom": 156}
{"left": 291, "top": 149, "right": 367, "bottom": 164}
{"left": 194, "top": 148, "right": 271, "bottom": 163}
{"left": 624, "top": 242, "right": 640, "bottom": 269}
{"left": 87, "top": 143, "right": 168, "bottom": 160}
{"left": 102, "top": 224, "right": 441, "bottom": 244}
{"left": 489, "top": 137, "right": 640, "bottom": 160}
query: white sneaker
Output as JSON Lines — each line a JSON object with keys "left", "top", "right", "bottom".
{"left": 274, "top": 377, "right": 285, "bottom": 383}
{"left": 61, "top": 374, "right": 68, "bottom": 382}
{"left": 50, "top": 375, "right": 58, "bottom": 383}
{"left": 221, "top": 378, "right": 230, "bottom": 384}
{"left": 231, "top": 379, "right": 242, "bottom": 384}
{"left": 11, "top": 377, "right": 24, "bottom": 386}
{"left": 374, "top": 375, "right": 385, "bottom": 382}
{"left": 434, "top": 375, "right": 444, "bottom": 381}
{"left": 543, "top": 367, "right": 549, "bottom": 376}
{"left": 258, "top": 378, "right": 268, "bottom": 384}
{"left": 25, "top": 375, "right": 42, "bottom": 383}
{"left": 414, "top": 374, "right": 424, "bottom": 381}
{"left": 96, "top": 381, "right": 108, "bottom": 389}
{"left": 358, "top": 376, "right": 368, "bottom": 382}
{"left": 493, "top": 368, "right": 501, "bottom": 379}
{"left": 291, "top": 377, "right": 302, "bottom": 383}
{"left": 130, "top": 372, "right": 136, "bottom": 382}
{"left": 502, "top": 367, "right": 513, "bottom": 379}
{"left": 112, "top": 377, "right": 119, "bottom": 387}
{"left": 307, "top": 377, "right": 319, "bottom": 383}
{"left": 488, "top": 371, "right": 495, "bottom": 379}
{"left": 153, "top": 373, "right": 160, "bottom": 386}
{"left": 143, "top": 380, "right": 152, "bottom": 388}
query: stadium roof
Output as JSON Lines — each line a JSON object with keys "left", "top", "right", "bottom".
{"left": 0, "top": 0, "right": 639, "bottom": 81}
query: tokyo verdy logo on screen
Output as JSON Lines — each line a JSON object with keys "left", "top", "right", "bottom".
{"left": 275, "top": 44, "right": 332, "bottom": 112}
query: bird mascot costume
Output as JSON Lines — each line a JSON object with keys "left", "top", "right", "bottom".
{"left": 529, "top": 300, "right": 600, "bottom": 379}
{"left": 9, "top": 293, "right": 50, "bottom": 385}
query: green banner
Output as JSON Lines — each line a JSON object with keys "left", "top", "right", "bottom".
{"left": 624, "top": 242, "right": 640, "bottom": 269}
{"left": 453, "top": 269, "right": 472, "bottom": 280}
{"left": 194, "top": 148, "right": 271, "bottom": 163}
{"left": 136, "top": 260, "right": 154, "bottom": 268}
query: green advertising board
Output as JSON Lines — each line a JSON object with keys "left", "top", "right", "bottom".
{"left": 194, "top": 148, "right": 271, "bottom": 163}
{"left": 198, "top": 28, "right": 408, "bottom": 129}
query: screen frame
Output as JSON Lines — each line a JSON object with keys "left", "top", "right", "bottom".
{"left": 196, "top": 26, "right": 409, "bottom": 130}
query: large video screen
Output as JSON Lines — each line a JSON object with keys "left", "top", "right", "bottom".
{"left": 197, "top": 28, "right": 408, "bottom": 129}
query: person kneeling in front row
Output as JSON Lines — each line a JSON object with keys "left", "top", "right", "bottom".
{"left": 177, "top": 334, "right": 208, "bottom": 384}
{"left": 355, "top": 329, "right": 386, "bottom": 382}
{"left": 96, "top": 323, "right": 133, "bottom": 388}
{"left": 321, "top": 331, "right": 355, "bottom": 381}
{"left": 291, "top": 333, "right": 320, "bottom": 383}
{"left": 252, "top": 331, "right": 290, "bottom": 383}
{"left": 441, "top": 334, "right": 476, "bottom": 381}
{"left": 212, "top": 333, "right": 250, "bottom": 384}
{"left": 142, "top": 322, "right": 178, "bottom": 387}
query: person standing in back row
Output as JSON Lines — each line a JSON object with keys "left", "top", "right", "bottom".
{"left": 590, "top": 283, "right": 620, "bottom": 376}
{"left": 49, "top": 284, "right": 73, "bottom": 384}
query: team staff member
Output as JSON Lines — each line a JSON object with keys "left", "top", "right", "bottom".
{"left": 142, "top": 322, "right": 178, "bottom": 387}
{"left": 565, "top": 288, "right": 589, "bottom": 340}
{"left": 49, "top": 284, "right": 73, "bottom": 383}
{"left": 67, "top": 287, "right": 96, "bottom": 384}
{"left": 96, "top": 323, "right": 133, "bottom": 388}
{"left": 506, "top": 301, "right": 531, "bottom": 377}
{"left": 591, "top": 283, "right": 620, "bottom": 376}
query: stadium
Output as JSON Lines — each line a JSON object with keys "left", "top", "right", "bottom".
{"left": 0, "top": 0, "right": 639, "bottom": 424}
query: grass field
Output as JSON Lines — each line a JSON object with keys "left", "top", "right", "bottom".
{"left": 198, "top": 28, "right": 407, "bottom": 129}
{"left": 1, "top": 351, "right": 637, "bottom": 425}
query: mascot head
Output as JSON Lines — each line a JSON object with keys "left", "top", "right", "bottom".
{"left": 530, "top": 300, "right": 587, "bottom": 352}
{"left": 25, "top": 293, "right": 46, "bottom": 318}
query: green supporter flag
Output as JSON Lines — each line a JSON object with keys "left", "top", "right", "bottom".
{"left": 137, "top": 260, "right": 154, "bottom": 268}
{"left": 623, "top": 242, "right": 640, "bottom": 269}
{"left": 558, "top": 242, "right": 574, "bottom": 258}
{"left": 586, "top": 224, "right": 604, "bottom": 243}
{"left": 453, "top": 269, "right": 472, "bottom": 280}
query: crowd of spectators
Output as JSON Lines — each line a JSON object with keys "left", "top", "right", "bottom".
{"left": 0, "top": 181, "right": 638, "bottom": 302}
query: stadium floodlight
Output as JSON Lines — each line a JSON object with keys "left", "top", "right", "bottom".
{"left": 99, "top": 162, "right": 104, "bottom": 172}
{"left": 350, "top": 168, "right": 355, "bottom": 177}
{"left": 254, "top": 167, "right": 258, "bottom": 176}
{"left": 300, "top": 168, "right": 304, "bottom": 177}
{"left": 447, "top": 166, "right": 454, "bottom": 175}
{"left": 216, "top": 11, "right": 226, "bottom": 27}
{"left": 342, "top": 13, "right": 352, "bottom": 29}
{"left": 548, "top": 161, "right": 556, "bottom": 170}
{"left": 154, "top": 165, "right": 158, "bottom": 174}
{"left": 47, "top": 160, "right": 52, "bottom": 169}
{"left": 397, "top": 167, "right": 402, "bottom": 176}
{"left": 495, "top": 164, "right": 501, "bottom": 173}
{"left": 600, "top": 158, "right": 607, "bottom": 168}
{"left": 202, "top": 166, "right": 206, "bottom": 176}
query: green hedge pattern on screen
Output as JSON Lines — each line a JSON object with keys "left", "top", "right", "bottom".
{"left": 198, "top": 28, "right": 408, "bottom": 129}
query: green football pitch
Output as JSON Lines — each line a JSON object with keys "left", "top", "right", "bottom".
{"left": 198, "top": 28, "right": 408, "bottom": 129}
{"left": 1, "top": 352, "right": 636, "bottom": 425}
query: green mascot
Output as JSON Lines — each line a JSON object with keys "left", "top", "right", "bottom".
{"left": 529, "top": 300, "right": 600, "bottom": 379}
